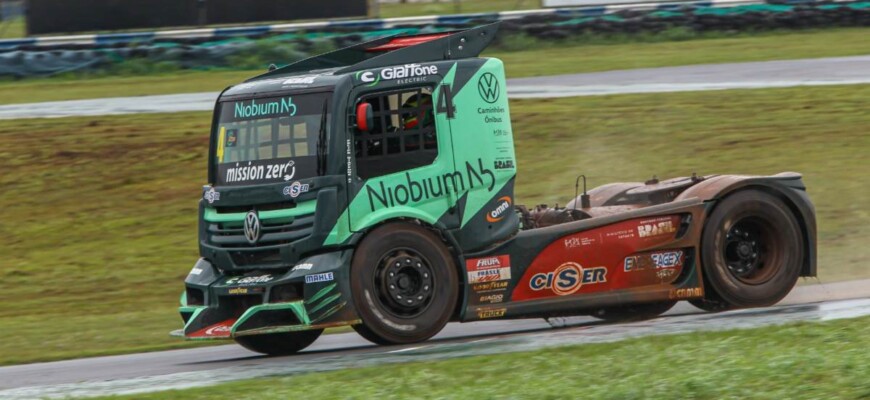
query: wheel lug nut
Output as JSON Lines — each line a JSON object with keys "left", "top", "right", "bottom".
{"left": 397, "top": 295, "right": 402, "bottom": 299}
{"left": 390, "top": 285, "right": 395, "bottom": 289}
{"left": 423, "top": 273, "right": 429, "bottom": 278}
{"left": 424, "top": 285, "right": 429, "bottom": 291}
{"left": 416, "top": 263, "right": 421, "bottom": 268}
{"left": 417, "top": 296, "right": 423, "bottom": 300}
{"left": 390, "top": 272, "right": 394, "bottom": 277}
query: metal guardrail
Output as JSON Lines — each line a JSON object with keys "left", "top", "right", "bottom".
{"left": 0, "top": 0, "right": 853, "bottom": 49}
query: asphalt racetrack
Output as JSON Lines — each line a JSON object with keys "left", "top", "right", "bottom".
{"left": 1, "top": 55, "right": 869, "bottom": 120}
{"left": 1, "top": 279, "right": 868, "bottom": 399}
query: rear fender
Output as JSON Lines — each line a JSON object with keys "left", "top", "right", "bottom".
{"left": 674, "top": 172, "right": 817, "bottom": 277}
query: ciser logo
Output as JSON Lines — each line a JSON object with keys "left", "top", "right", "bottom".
{"left": 486, "top": 196, "right": 512, "bottom": 223}
{"left": 477, "top": 72, "right": 500, "bottom": 104}
{"left": 529, "top": 262, "right": 607, "bottom": 296}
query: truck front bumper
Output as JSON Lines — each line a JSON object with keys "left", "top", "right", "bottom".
{"left": 177, "top": 250, "right": 359, "bottom": 340}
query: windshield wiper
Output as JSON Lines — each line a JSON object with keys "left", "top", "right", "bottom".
{"left": 316, "top": 99, "right": 328, "bottom": 176}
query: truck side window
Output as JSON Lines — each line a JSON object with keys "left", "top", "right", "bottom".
{"left": 354, "top": 87, "right": 437, "bottom": 179}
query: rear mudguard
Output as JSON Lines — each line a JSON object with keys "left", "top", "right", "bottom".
{"left": 179, "top": 250, "right": 359, "bottom": 340}
{"left": 456, "top": 173, "right": 816, "bottom": 322}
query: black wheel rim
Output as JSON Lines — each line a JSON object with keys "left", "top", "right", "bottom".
{"left": 723, "top": 216, "right": 781, "bottom": 285}
{"left": 372, "top": 248, "right": 435, "bottom": 319}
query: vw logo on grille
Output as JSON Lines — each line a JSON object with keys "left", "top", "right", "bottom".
{"left": 243, "top": 211, "right": 261, "bottom": 244}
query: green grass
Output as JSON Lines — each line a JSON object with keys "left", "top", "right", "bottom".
{"left": 0, "top": 17, "right": 24, "bottom": 39}
{"left": 101, "top": 316, "right": 870, "bottom": 399}
{"left": 1, "top": 84, "right": 868, "bottom": 366}
{"left": 379, "top": 0, "right": 541, "bottom": 18}
{"left": 1, "top": 27, "right": 869, "bottom": 105}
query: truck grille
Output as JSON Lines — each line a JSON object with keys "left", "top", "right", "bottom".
{"left": 207, "top": 214, "right": 315, "bottom": 248}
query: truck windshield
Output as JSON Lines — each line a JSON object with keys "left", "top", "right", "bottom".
{"left": 213, "top": 92, "right": 331, "bottom": 186}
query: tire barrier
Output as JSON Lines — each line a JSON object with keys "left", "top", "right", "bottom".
{"left": 0, "top": 1, "right": 866, "bottom": 77}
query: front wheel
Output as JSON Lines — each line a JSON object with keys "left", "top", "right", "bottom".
{"left": 351, "top": 222, "right": 458, "bottom": 345}
{"left": 235, "top": 329, "right": 323, "bottom": 355}
{"left": 591, "top": 301, "right": 677, "bottom": 322}
{"left": 697, "top": 190, "right": 803, "bottom": 309}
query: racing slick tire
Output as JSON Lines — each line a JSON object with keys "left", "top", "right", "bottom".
{"left": 351, "top": 222, "right": 459, "bottom": 345}
{"left": 591, "top": 301, "right": 677, "bottom": 322}
{"left": 696, "top": 190, "right": 803, "bottom": 310}
{"left": 235, "top": 329, "right": 323, "bottom": 355}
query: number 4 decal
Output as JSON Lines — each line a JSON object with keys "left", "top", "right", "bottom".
{"left": 437, "top": 84, "right": 456, "bottom": 119}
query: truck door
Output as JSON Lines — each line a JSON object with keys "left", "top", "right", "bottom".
{"left": 345, "top": 83, "right": 460, "bottom": 233}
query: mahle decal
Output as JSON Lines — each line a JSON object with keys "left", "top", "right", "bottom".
{"left": 365, "top": 158, "right": 495, "bottom": 212}
{"left": 234, "top": 97, "right": 297, "bottom": 119}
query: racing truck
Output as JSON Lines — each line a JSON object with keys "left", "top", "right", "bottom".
{"left": 178, "top": 23, "right": 817, "bottom": 354}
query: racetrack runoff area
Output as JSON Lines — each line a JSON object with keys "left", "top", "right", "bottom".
{"left": 1, "top": 35, "right": 869, "bottom": 397}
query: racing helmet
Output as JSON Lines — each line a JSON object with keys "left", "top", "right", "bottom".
{"left": 401, "top": 93, "right": 434, "bottom": 130}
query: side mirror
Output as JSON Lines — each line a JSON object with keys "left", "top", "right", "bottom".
{"left": 356, "top": 102, "right": 373, "bottom": 133}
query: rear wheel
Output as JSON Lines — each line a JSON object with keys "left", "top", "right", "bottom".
{"left": 235, "top": 329, "right": 323, "bottom": 355}
{"left": 696, "top": 190, "right": 802, "bottom": 310}
{"left": 591, "top": 301, "right": 677, "bottom": 322}
{"left": 351, "top": 222, "right": 458, "bottom": 345}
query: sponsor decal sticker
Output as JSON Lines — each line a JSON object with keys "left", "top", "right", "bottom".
{"left": 477, "top": 307, "right": 507, "bottom": 319}
{"left": 477, "top": 105, "right": 505, "bottom": 124}
{"left": 564, "top": 236, "right": 596, "bottom": 249}
{"left": 233, "top": 97, "right": 297, "bottom": 119}
{"left": 224, "top": 274, "right": 273, "bottom": 286}
{"left": 472, "top": 281, "right": 509, "bottom": 293}
{"left": 188, "top": 318, "right": 237, "bottom": 339}
{"left": 283, "top": 76, "right": 317, "bottom": 85}
{"left": 479, "top": 293, "right": 504, "bottom": 304}
{"left": 358, "top": 63, "right": 439, "bottom": 86}
{"left": 224, "top": 159, "right": 296, "bottom": 185}
{"left": 365, "top": 158, "right": 494, "bottom": 212}
{"left": 605, "top": 228, "right": 636, "bottom": 241}
{"left": 477, "top": 72, "right": 501, "bottom": 104}
{"left": 283, "top": 181, "right": 310, "bottom": 198}
{"left": 624, "top": 250, "right": 684, "bottom": 272}
{"left": 466, "top": 255, "right": 512, "bottom": 284}
{"left": 486, "top": 196, "right": 512, "bottom": 223}
{"left": 305, "top": 272, "right": 334, "bottom": 284}
{"left": 670, "top": 287, "right": 703, "bottom": 299}
{"left": 494, "top": 158, "right": 515, "bottom": 170}
{"left": 190, "top": 267, "right": 203, "bottom": 275}
{"left": 228, "top": 287, "right": 248, "bottom": 295}
{"left": 529, "top": 262, "right": 607, "bottom": 296}
{"left": 292, "top": 263, "right": 314, "bottom": 272}
{"left": 637, "top": 217, "right": 677, "bottom": 238}
{"left": 203, "top": 187, "right": 220, "bottom": 204}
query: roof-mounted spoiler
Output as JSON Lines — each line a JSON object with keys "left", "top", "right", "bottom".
{"left": 248, "top": 22, "right": 500, "bottom": 82}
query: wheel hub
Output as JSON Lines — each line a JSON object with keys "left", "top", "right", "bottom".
{"left": 379, "top": 252, "right": 434, "bottom": 314}
{"left": 724, "top": 224, "right": 763, "bottom": 279}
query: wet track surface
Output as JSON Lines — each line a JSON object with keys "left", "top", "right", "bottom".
{"left": 0, "top": 279, "right": 868, "bottom": 399}
{"left": 0, "top": 55, "right": 868, "bottom": 120}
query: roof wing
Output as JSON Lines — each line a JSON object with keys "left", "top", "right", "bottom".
{"left": 248, "top": 22, "right": 500, "bottom": 81}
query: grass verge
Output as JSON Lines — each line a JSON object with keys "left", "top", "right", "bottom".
{"left": 1, "top": 84, "right": 867, "bottom": 365}
{"left": 1, "top": 27, "right": 869, "bottom": 104}
{"left": 100, "top": 316, "right": 870, "bottom": 399}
